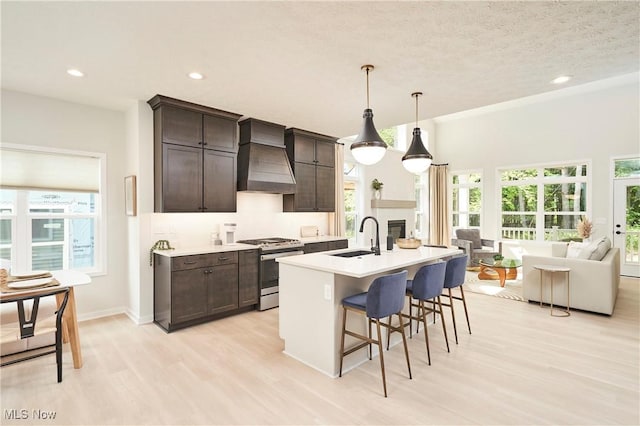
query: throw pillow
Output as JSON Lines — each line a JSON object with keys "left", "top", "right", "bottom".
{"left": 589, "top": 237, "right": 611, "bottom": 261}
{"left": 456, "top": 229, "right": 482, "bottom": 249}
{"left": 577, "top": 237, "right": 611, "bottom": 261}
{"left": 566, "top": 241, "right": 584, "bottom": 258}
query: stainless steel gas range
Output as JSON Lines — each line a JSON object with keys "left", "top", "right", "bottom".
{"left": 236, "top": 237, "right": 304, "bottom": 310}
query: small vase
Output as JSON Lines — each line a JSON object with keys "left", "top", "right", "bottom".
{"left": 374, "top": 190, "right": 381, "bottom": 200}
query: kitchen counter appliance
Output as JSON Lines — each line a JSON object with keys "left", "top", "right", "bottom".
{"left": 236, "top": 237, "right": 304, "bottom": 310}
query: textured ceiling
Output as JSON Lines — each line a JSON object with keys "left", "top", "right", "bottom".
{"left": 2, "top": 1, "right": 638, "bottom": 137}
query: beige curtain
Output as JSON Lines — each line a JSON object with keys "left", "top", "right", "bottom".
{"left": 428, "top": 164, "right": 450, "bottom": 246}
{"left": 328, "top": 143, "right": 345, "bottom": 236}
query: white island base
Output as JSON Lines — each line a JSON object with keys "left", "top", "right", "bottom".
{"left": 277, "top": 246, "right": 461, "bottom": 377}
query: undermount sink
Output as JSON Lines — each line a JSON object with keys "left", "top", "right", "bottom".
{"left": 329, "top": 250, "right": 375, "bottom": 258}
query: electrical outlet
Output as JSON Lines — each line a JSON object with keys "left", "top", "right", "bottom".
{"left": 324, "top": 285, "right": 331, "bottom": 300}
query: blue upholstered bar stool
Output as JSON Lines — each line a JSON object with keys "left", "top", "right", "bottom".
{"left": 403, "top": 261, "right": 450, "bottom": 365}
{"left": 440, "top": 254, "right": 470, "bottom": 344}
{"left": 338, "top": 270, "right": 411, "bottom": 397}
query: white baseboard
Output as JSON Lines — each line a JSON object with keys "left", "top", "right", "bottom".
{"left": 76, "top": 306, "right": 153, "bottom": 325}
{"left": 77, "top": 307, "right": 126, "bottom": 323}
{"left": 125, "top": 309, "right": 154, "bottom": 325}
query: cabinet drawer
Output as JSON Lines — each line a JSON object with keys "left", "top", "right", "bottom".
{"left": 172, "top": 255, "right": 211, "bottom": 271}
{"left": 304, "top": 242, "right": 329, "bottom": 253}
{"left": 171, "top": 252, "right": 239, "bottom": 270}
{"left": 207, "top": 251, "right": 238, "bottom": 266}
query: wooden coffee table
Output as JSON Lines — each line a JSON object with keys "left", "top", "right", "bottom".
{"left": 478, "top": 259, "right": 522, "bottom": 287}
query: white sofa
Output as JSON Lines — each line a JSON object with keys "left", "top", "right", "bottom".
{"left": 522, "top": 242, "right": 620, "bottom": 315}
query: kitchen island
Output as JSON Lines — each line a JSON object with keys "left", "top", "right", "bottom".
{"left": 277, "top": 245, "right": 461, "bottom": 377}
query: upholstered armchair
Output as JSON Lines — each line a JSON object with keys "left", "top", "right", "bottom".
{"left": 451, "top": 229, "right": 502, "bottom": 267}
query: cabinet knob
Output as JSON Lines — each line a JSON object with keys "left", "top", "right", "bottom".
{"left": 218, "top": 257, "right": 229, "bottom": 261}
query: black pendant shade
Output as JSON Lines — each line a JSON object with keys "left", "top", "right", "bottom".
{"left": 402, "top": 127, "right": 432, "bottom": 161}
{"left": 402, "top": 92, "right": 433, "bottom": 173}
{"left": 351, "top": 108, "right": 387, "bottom": 149}
{"left": 350, "top": 65, "right": 388, "bottom": 165}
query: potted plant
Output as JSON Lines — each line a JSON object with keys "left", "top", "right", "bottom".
{"left": 372, "top": 179, "right": 383, "bottom": 199}
{"left": 493, "top": 253, "right": 504, "bottom": 265}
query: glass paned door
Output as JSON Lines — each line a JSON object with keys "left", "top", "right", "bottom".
{"left": 614, "top": 178, "right": 640, "bottom": 277}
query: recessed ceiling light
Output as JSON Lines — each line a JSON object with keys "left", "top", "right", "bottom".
{"left": 188, "top": 72, "right": 204, "bottom": 80}
{"left": 67, "top": 69, "right": 84, "bottom": 77}
{"left": 551, "top": 75, "right": 571, "bottom": 84}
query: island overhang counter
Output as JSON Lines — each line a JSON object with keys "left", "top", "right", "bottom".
{"left": 277, "top": 246, "right": 462, "bottom": 377}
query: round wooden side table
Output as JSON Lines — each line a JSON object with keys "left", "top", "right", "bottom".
{"left": 533, "top": 264, "right": 571, "bottom": 317}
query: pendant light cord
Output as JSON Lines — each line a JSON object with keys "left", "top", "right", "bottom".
{"left": 365, "top": 67, "right": 370, "bottom": 109}
{"left": 415, "top": 93, "right": 418, "bottom": 128}
{"left": 412, "top": 91, "right": 423, "bottom": 128}
{"left": 362, "top": 65, "right": 374, "bottom": 109}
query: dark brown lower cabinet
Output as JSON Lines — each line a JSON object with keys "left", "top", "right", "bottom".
{"left": 171, "top": 268, "right": 208, "bottom": 323}
{"left": 207, "top": 263, "right": 239, "bottom": 315}
{"left": 303, "top": 239, "right": 349, "bottom": 254}
{"left": 154, "top": 249, "right": 258, "bottom": 332}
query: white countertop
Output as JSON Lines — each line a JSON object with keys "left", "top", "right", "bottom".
{"left": 299, "top": 236, "right": 348, "bottom": 244}
{"left": 277, "top": 245, "right": 462, "bottom": 278}
{"left": 154, "top": 243, "right": 259, "bottom": 257}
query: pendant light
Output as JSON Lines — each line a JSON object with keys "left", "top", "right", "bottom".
{"left": 402, "top": 91, "right": 433, "bottom": 174}
{"left": 350, "top": 65, "right": 387, "bottom": 165}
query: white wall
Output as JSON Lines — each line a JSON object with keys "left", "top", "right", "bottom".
{"left": 356, "top": 148, "right": 418, "bottom": 246}
{"left": 435, "top": 75, "right": 640, "bottom": 241}
{"left": 1, "top": 89, "right": 128, "bottom": 320}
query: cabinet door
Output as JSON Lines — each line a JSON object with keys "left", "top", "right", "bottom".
{"left": 315, "top": 165, "right": 335, "bottom": 212}
{"left": 204, "top": 115, "right": 237, "bottom": 153}
{"left": 304, "top": 242, "right": 329, "bottom": 254}
{"left": 293, "top": 135, "right": 316, "bottom": 164}
{"left": 329, "top": 240, "right": 348, "bottom": 250}
{"left": 315, "top": 140, "right": 335, "bottom": 167}
{"left": 162, "top": 144, "right": 203, "bottom": 212}
{"left": 208, "top": 263, "right": 239, "bottom": 315}
{"left": 162, "top": 106, "right": 203, "bottom": 147}
{"left": 203, "top": 150, "right": 237, "bottom": 212}
{"left": 238, "top": 250, "right": 259, "bottom": 307}
{"left": 171, "top": 268, "right": 208, "bottom": 324}
{"left": 292, "top": 162, "right": 317, "bottom": 211}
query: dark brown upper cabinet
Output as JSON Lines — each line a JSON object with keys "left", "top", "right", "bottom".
{"left": 283, "top": 128, "right": 337, "bottom": 212}
{"left": 148, "top": 95, "right": 241, "bottom": 212}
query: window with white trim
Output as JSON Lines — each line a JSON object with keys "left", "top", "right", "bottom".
{"left": 499, "top": 162, "right": 589, "bottom": 241}
{"left": 0, "top": 146, "right": 105, "bottom": 274}
{"left": 451, "top": 171, "right": 482, "bottom": 235}
{"left": 414, "top": 173, "right": 427, "bottom": 238}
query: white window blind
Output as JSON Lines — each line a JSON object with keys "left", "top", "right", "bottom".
{"left": 0, "top": 148, "right": 100, "bottom": 193}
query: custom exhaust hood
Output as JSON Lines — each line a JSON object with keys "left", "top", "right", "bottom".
{"left": 237, "top": 118, "right": 296, "bottom": 194}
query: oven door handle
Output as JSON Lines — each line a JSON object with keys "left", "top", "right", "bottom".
{"left": 261, "top": 250, "right": 304, "bottom": 261}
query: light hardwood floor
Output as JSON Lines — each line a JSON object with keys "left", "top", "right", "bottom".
{"left": 1, "top": 277, "right": 638, "bottom": 425}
